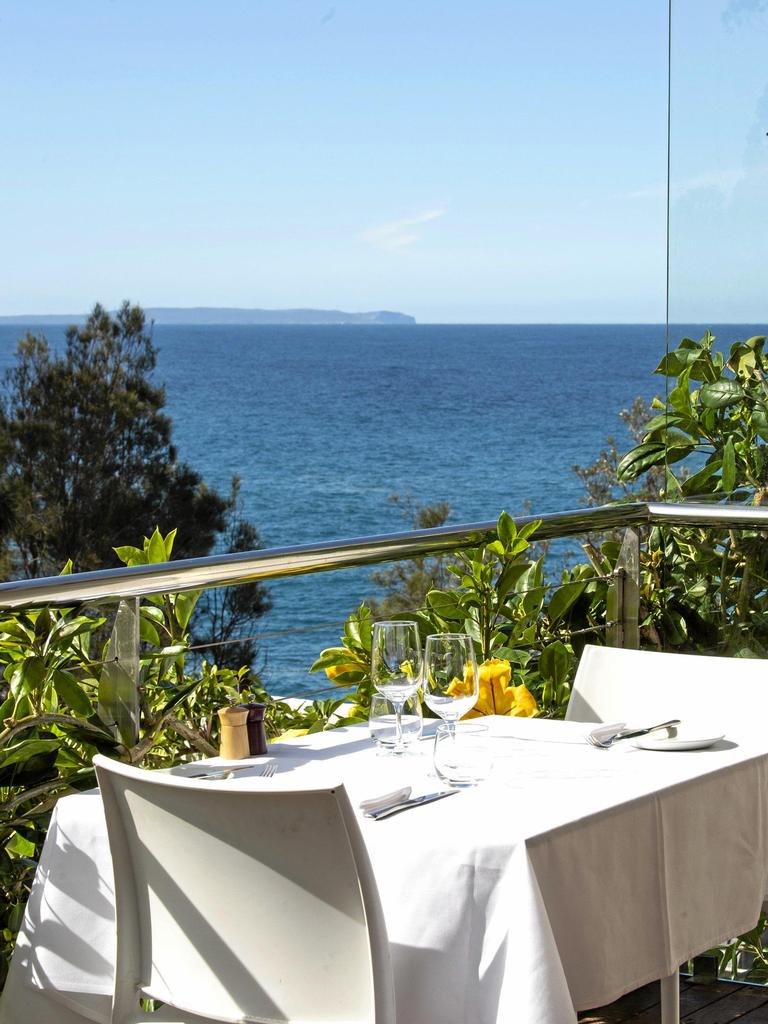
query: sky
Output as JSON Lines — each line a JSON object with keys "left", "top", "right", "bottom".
{"left": 0, "top": 0, "right": 765, "bottom": 322}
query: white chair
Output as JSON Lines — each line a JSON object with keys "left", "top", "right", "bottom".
{"left": 93, "top": 755, "right": 395, "bottom": 1024}
{"left": 566, "top": 643, "right": 768, "bottom": 1024}
{"left": 567, "top": 643, "right": 768, "bottom": 732}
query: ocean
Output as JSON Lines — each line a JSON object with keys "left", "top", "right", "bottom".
{"left": 0, "top": 322, "right": 761, "bottom": 695}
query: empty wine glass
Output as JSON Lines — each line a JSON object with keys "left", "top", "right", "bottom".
{"left": 423, "top": 633, "right": 479, "bottom": 734}
{"left": 370, "top": 621, "right": 422, "bottom": 755}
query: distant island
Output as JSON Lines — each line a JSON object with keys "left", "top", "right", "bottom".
{"left": 0, "top": 307, "right": 416, "bottom": 326}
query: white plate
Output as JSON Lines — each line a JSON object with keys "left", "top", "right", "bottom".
{"left": 633, "top": 732, "right": 724, "bottom": 751}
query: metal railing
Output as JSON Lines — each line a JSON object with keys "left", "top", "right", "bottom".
{"left": 1, "top": 498, "right": 765, "bottom": 744}
{"left": 1, "top": 500, "right": 767, "bottom": 610}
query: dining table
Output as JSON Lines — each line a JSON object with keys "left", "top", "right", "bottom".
{"left": 2, "top": 714, "right": 768, "bottom": 1024}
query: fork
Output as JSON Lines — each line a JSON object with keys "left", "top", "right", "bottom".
{"left": 587, "top": 719, "right": 681, "bottom": 749}
{"left": 190, "top": 762, "right": 277, "bottom": 780}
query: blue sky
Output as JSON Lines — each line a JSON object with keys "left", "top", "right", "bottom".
{"left": 0, "top": 1, "right": 764, "bottom": 322}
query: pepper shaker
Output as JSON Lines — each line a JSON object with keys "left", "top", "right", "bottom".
{"left": 239, "top": 702, "right": 268, "bottom": 756}
{"left": 217, "top": 706, "right": 251, "bottom": 760}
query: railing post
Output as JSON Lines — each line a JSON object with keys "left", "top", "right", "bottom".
{"left": 98, "top": 597, "right": 140, "bottom": 748}
{"left": 607, "top": 528, "right": 640, "bottom": 649}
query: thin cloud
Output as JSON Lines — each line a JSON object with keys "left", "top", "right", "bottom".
{"left": 585, "top": 165, "right": 768, "bottom": 209}
{"left": 629, "top": 167, "right": 752, "bottom": 202}
{"left": 361, "top": 208, "right": 446, "bottom": 251}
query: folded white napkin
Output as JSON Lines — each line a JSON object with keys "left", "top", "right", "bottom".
{"left": 587, "top": 722, "right": 626, "bottom": 745}
{"left": 358, "top": 786, "right": 412, "bottom": 813}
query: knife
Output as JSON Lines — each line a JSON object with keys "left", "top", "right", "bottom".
{"left": 364, "top": 790, "right": 459, "bottom": 820}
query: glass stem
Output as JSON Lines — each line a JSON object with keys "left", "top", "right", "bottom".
{"left": 393, "top": 700, "right": 405, "bottom": 753}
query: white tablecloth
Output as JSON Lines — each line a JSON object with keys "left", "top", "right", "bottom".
{"left": 3, "top": 716, "right": 768, "bottom": 1024}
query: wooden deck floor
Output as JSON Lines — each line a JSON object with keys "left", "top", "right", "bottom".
{"left": 579, "top": 979, "right": 768, "bottom": 1023}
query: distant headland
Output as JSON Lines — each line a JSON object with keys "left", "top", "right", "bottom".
{"left": 0, "top": 307, "right": 416, "bottom": 326}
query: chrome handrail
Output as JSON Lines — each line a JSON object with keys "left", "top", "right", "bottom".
{"left": 0, "top": 501, "right": 765, "bottom": 610}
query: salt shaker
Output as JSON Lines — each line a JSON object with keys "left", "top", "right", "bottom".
{"left": 239, "top": 702, "right": 268, "bottom": 756}
{"left": 217, "top": 706, "right": 251, "bottom": 760}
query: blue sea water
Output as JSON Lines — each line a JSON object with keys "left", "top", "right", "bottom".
{"left": 0, "top": 322, "right": 761, "bottom": 695}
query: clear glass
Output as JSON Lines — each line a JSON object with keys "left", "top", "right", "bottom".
{"left": 433, "top": 722, "right": 491, "bottom": 788}
{"left": 369, "top": 693, "right": 423, "bottom": 753}
{"left": 370, "top": 621, "right": 422, "bottom": 755}
{"left": 668, "top": 0, "right": 768, "bottom": 332}
{"left": 423, "top": 633, "right": 479, "bottom": 731}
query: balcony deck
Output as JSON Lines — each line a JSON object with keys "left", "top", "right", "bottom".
{"left": 580, "top": 980, "right": 768, "bottom": 1023}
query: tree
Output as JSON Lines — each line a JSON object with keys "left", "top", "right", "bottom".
{"left": 0, "top": 302, "right": 229, "bottom": 575}
{"left": 367, "top": 494, "right": 453, "bottom": 618}
{"left": 192, "top": 478, "right": 272, "bottom": 669}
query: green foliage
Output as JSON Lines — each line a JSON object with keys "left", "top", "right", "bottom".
{"left": 709, "top": 913, "right": 768, "bottom": 983}
{"left": 0, "top": 303, "right": 230, "bottom": 574}
{"left": 312, "top": 512, "right": 615, "bottom": 716}
{"left": 0, "top": 526, "right": 334, "bottom": 986}
{"left": 617, "top": 330, "right": 768, "bottom": 501}
{"left": 0, "top": 304, "right": 271, "bottom": 669}
{"left": 617, "top": 330, "right": 768, "bottom": 656}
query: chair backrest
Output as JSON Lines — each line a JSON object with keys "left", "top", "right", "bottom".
{"left": 566, "top": 644, "right": 768, "bottom": 731}
{"left": 93, "top": 756, "right": 395, "bottom": 1024}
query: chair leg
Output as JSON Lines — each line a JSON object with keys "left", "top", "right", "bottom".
{"left": 660, "top": 971, "right": 680, "bottom": 1024}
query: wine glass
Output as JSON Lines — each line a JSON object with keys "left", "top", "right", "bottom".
{"left": 370, "top": 621, "right": 422, "bottom": 755}
{"left": 369, "top": 693, "right": 423, "bottom": 753}
{"left": 423, "top": 633, "right": 479, "bottom": 735}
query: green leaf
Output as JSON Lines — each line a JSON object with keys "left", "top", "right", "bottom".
{"left": 699, "top": 379, "right": 743, "bottom": 409}
{"left": 680, "top": 459, "right": 722, "bottom": 497}
{"left": 0, "top": 619, "right": 33, "bottom": 643}
{"left": 426, "top": 590, "right": 465, "bottom": 621}
{"left": 160, "top": 675, "right": 203, "bottom": 715}
{"left": 0, "top": 739, "right": 60, "bottom": 768}
{"left": 617, "top": 441, "right": 667, "bottom": 481}
{"left": 687, "top": 353, "right": 719, "bottom": 383}
{"left": 661, "top": 610, "right": 688, "bottom": 645}
{"left": 309, "top": 647, "right": 364, "bottom": 672}
{"left": 538, "top": 641, "right": 571, "bottom": 688}
{"left": 655, "top": 351, "right": 688, "bottom": 377}
{"left": 162, "top": 528, "right": 178, "bottom": 559}
{"left": 721, "top": 436, "right": 736, "bottom": 493}
{"left": 342, "top": 605, "right": 372, "bottom": 651}
{"left": 52, "top": 670, "right": 94, "bottom": 717}
{"left": 752, "top": 403, "right": 768, "bottom": 442}
{"left": 4, "top": 832, "right": 35, "bottom": 859}
{"left": 142, "top": 644, "right": 187, "bottom": 659}
{"left": 140, "top": 606, "right": 165, "bottom": 624}
{"left": 114, "top": 545, "right": 147, "bottom": 566}
{"left": 667, "top": 382, "right": 692, "bottom": 414}
{"left": 139, "top": 616, "right": 161, "bottom": 646}
{"left": 54, "top": 617, "right": 101, "bottom": 642}
{"left": 10, "top": 657, "right": 47, "bottom": 698}
{"left": 547, "top": 581, "right": 587, "bottom": 625}
{"left": 495, "top": 561, "right": 529, "bottom": 604}
{"left": 147, "top": 528, "right": 167, "bottom": 565}
{"left": 496, "top": 511, "right": 515, "bottom": 546}
{"left": 174, "top": 591, "right": 201, "bottom": 630}
{"left": 515, "top": 520, "right": 541, "bottom": 544}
